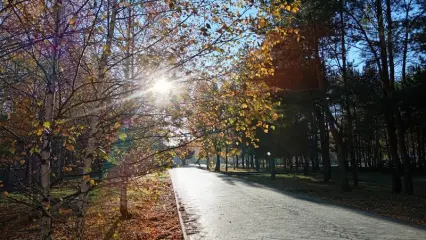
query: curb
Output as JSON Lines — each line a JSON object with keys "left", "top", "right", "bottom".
{"left": 170, "top": 171, "right": 188, "bottom": 240}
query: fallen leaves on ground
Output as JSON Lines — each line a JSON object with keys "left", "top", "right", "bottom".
{"left": 83, "top": 172, "right": 182, "bottom": 240}
{"left": 1, "top": 172, "right": 182, "bottom": 240}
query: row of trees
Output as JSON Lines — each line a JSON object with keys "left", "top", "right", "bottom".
{"left": 2, "top": 0, "right": 424, "bottom": 238}
{"left": 194, "top": 0, "right": 426, "bottom": 195}
{"left": 1, "top": 0, "right": 299, "bottom": 239}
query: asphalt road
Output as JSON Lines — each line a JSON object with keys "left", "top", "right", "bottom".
{"left": 170, "top": 166, "right": 426, "bottom": 240}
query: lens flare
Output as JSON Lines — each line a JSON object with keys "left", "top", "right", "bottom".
{"left": 152, "top": 78, "right": 172, "bottom": 94}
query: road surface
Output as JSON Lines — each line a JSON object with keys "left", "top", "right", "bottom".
{"left": 170, "top": 166, "right": 426, "bottom": 240}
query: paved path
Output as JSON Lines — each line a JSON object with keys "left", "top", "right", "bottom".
{"left": 170, "top": 167, "right": 426, "bottom": 240}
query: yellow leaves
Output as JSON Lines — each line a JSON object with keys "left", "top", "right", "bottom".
{"left": 258, "top": 17, "right": 267, "bottom": 29}
{"left": 3, "top": 191, "right": 8, "bottom": 197}
{"left": 30, "top": 147, "right": 40, "bottom": 155}
{"left": 272, "top": 113, "right": 279, "bottom": 121}
{"left": 272, "top": 8, "right": 281, "bottom": 18}
{"left": 43, "top": 121, "right": 51, "bottom": 129}
{"left": 89, "top": 179, "right": 95, "bottom": 185}
{"left": 241, "top": 103, "right": 248, "bottom": 109}
{"left": 55, "top": 119, "right": 66, "bottom": 125}
{"left": 20, "top": 159, "right": 25, "bottom": 165}
{"left": 114, "top": 122, "right": 121, "bottom": 129}
{"left": 69, "top": 16, "right": 77, "bottom": 26}
{"left": 64, "top": 166, "right": 72, "bottom": 172}
{"left": 119, "top": 133, "right": 127, "bottom": 141}
{"left": 8, "top": 146, "right": 16, "bottom": 154}
{"left": 264, "top": 128, "right": 269, "bottom": 133}
{"left": 103, "top": 44, "right": 110, "bottom": 52}
{"left": 98, "top": 26, "right": 105, "bottom": 33}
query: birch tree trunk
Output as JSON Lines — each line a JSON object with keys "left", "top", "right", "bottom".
{"left": 75, "top": 1, "right": 119, "bottom": 238}
{"left": 41, "top": 0, "right": 61, "bottom": 238}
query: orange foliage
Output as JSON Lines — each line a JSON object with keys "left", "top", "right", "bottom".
{"left": 263, "top": 36, "right": 318, "bottom": 91}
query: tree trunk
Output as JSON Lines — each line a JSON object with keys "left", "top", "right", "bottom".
{"left": 225, "top": 144, "right": 228, "bottom": 172}
{"left": 206, "top": 152, "right": 210, "bottom": 170}
{"left": 236, "top": 155, "right": 239, "bottom": 168}
{"left": 376, "top": 0, "right": 402, "bottom": 193}
{"left": 246, "top": 155, "right": 249, "bottom": 169}
{"left": 255, "top": 155, "right": 260, "bottom": 171}
{"left": 75, "top": 117, "right": 98, "bottom": 239}
{"left": 241, "top": 154, "right": 245, "bottom": 168}
{"left": 340, "top": 0, "right": 358, "bottom": 186}
{"left": 41, "top": 1, "right": 61, "bottom": 238}
{"left": 120, "top": 164, "right": 130, "bottom": 219}
{"left": 295, "top": 156, "right": 299, "bottom": 172}
{"left": 401, "top": 1, "right": 411, "bottom": 83}
{"left": 417, "top": 130, "right": 423, "bottom": 170}
{"left": 215, "top": 153, "right": 220, "bottom": 172}
{"left": 325, "top": 109, "right": 351, "bottom": 192}
{"left": 75, "top": 0, "right": 119, "bottom": 236}
{"left": 385, "top": 0, "right": 414, "bottom": 194}
{"left": 395, "top": 112, "right": 414, "bottom": 194}
{"left": 283, "top": 157, "right": 287, "bottom": 171}
{"left": 311, "top": 110, "right": 319, "bottom": 172}
{"left": 303, "top": 155, "right": 309, "bottom": 176}
{"left": 270, "top": 155, "right": 276, "bottom": 180}
{"left": 317, "top": 107, "right": 330, "bottom": 182}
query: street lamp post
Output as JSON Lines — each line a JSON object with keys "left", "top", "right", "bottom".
{"left": 268, "top": 152, "right": 275, "bottom": 180}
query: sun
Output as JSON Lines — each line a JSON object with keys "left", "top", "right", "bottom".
{"left": 152, "top": 78, "right": 172, "bottom": 94}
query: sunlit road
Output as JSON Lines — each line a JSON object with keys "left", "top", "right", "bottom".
{"left": 170, "top": 166, "right": 426, "bottom": 240}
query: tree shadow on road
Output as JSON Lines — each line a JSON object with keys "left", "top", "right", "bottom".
{"left": 213, "top": 170, "right": 426, "bottom": 231}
